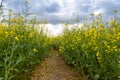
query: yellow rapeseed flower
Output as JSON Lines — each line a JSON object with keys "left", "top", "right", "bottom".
{"left": 118, "top": 60, "right": 120, "bottom": 64}
{"left": 117, "top": 32, "right": 120, "bottom": 36}
{"left": 112, "top": 40, "right": 117, "bottom": 43}
{"left": 14, "top": 37, "right": 19, "bottom": 41}
{"left": 116, "top": 36, "right": 120, "bottom": 40}
{"left": 59, "top": 47, "right": 64, "bottom": 52}
{"left": 109, "top": 19, "right": 116, "bottom": 26}
{"left": 5, "top": 31, "right": 8, "bottom": 34}
{"left": 97, "top": 57, "right": 102, "bottom": 62}
{"left": 96, "top": 52, "right": 102, "bottom": 62}
{"left": 29, "top": 33, "right": 33, "bottom": 38}
{"left": 118, "top": 64, "right": 120, "bottom": 68}
{"left": 113, "top": 46, "right": 117, "bottom": 49}
{"left": 107, "top": 46, "right": 110, "bottom": 50}
{"left": 98, "top": 23, "right": 104, "bottom": 28}
{"left": 103, "top": 41, "right": 108, "bottom": 46}
{"left": 118, "top": 76, "right": 120, "bottom": 79}
{"left": 5, "top": 31, "right": 9, "bottom": 37}
{"left": 96, "top": 51, "right": 100, "bottom": 57}
{"left": 64, "top": 23, "right": 68, "bottom": 27}
{"left": 10, "top": 31, "right": 15, "bottom": 35}
{"left": 94, "top": 47, "right": 98, "bottom": 51}
{"left": 33, "top": 48, "right": 38, "bottom": 53}
{"left": 118, "top": 60, "right": 120, "bottom": 68}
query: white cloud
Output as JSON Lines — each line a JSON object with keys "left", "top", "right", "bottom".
{"left": 44, "top": 24, "right": 64, "bottom": 36}
{"left": 35, "top": 23, "right": 83, "bottom": 36}
{"left": 94, "top": 9, "right": 105, "bottom": 16}
{"left": 44, "top": 23, "right": 83, "bottom": 36}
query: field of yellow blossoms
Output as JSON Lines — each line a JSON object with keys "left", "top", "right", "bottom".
{"left": 58, "top": 17, "right": 120, "bottom": 79}
{"left": 0, "top": 14, "right": 51, "bottom": 80}
{"left": 0, "top": 9, "right": 120, "bottom": 80}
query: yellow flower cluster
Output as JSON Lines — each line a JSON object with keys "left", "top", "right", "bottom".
{"left": 33, "top": 48, "right": 38, "bottom": 53}
{"left": 14, "top": 37, "right": 19, "bottom": 41}
{"left": 118, "top": 60, "right": 120, "bottom": 68}
{"left": 29, "top": 33, "right": 33, "bottom": 38}
{"left": 96, "top": 51, "right": 102, "bottom": 62}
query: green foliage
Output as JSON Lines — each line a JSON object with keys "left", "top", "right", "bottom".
{"left": 50, "top": 36, "right": 62, "bottom": 51}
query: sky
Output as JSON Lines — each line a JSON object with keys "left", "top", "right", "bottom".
{"left": 4, "top": 0, "right": 120, "bottom": 35}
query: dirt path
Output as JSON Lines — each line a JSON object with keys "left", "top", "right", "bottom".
{"left": 31, "top": 50, "right": 84, "bottom": 80}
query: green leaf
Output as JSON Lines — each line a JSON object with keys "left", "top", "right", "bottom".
{"left": 8, "top": 75, "right": 15, "bottom": 80}
{"left": 14, "top": 59, "right": 22, "bottom": 67}
{"left": 12, "top": 45, "right": 18, "bottom": 52}
{"left": 0, "top": 63, "right": 3, "bottom": 67}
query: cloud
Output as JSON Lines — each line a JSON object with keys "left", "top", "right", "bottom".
{"left": 44, "top": 24, "right": 64, "bottom": 36}
{"left": 6, "top": 0, "right": 120, "bottom": 24}
{"left": 30, "top": 0, "right": 60, "bottom": 14}
{"left": 44, "top": 2, "right": 60, "bottom": 13}
{"left": 6, "top": 0, "right": 25, "bottom": 12}
{"left": 93, "top": 9, "right": 105, "bottom": 16}
{"left": 93, "top": 0, "right": 120, "bottom": 16}
{"left": 38, "top": 23, "right": 83, "bottom": 36}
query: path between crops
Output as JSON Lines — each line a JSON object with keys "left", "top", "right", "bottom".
{"left": 31, "top": 49, "right": 84, "bottom": 80}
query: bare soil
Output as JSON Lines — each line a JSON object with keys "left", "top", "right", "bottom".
{"left": 31, "top": 50, "right": 84, "bottom": 80}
